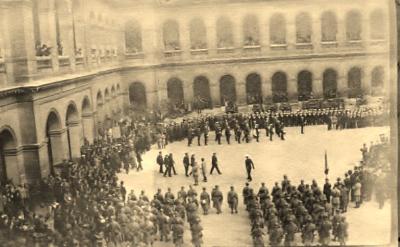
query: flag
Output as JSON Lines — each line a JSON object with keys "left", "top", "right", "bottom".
{"left": 324, "top": 150, "right": 329, "bottom": 175}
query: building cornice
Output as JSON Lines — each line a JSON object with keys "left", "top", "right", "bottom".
{"left": 0, "top": 50, "right": 389, "bottom": 98}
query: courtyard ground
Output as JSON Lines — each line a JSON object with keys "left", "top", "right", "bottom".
{"left": 119, "top": 125, "right": 392, "bottom": 246}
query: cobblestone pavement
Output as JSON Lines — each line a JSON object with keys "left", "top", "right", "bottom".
{"left": 119, "top": 125, "right": 391, "bottom": 246}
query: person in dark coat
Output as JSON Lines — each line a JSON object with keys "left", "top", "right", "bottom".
{"left": 157, "top": 151, "right": 164, "bottom": 173}
{"left": 245, "top": 155, "right": 255, "bottom": 181}
{"left": 183, "top": 153, "right": 190, "bottom": 177}
{"left": 225, "top": 126, "right": 232, "bottom": 144}
{"left": 210, "top": 153, "right": 222, "bottom": 175}
{"left": 323, "top": 179, "right": 332, "bottom": 203}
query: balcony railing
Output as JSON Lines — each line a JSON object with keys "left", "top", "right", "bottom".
{"left": 125, "top": 52, "right": 145, "bottom": 59}
{"left": 270, "top": 43, "right": 287, "bottom": 50}
{"left": 346, "top": 40, "right": 363, "bottom": 47}
{"left": 217, "top": 47, "right": 235, "bottom": 54}
{"left": 164, "top": 50, "right": 183, "bottom": 57}
{"left": 75, "top": 56, "right": 84, "bottom": 65}
{"left": 58, "top": 56, "right": 70, "bottom": 67}
{"left": 190, "top": 49, "right": 208, "bottom": 56}
{"left": 296, "top": 42, "right": 313, "bottom": 49}
{"left": 243, "top": 45, "right": 261, "bottom": 55}
{"left": 36, "top": 56, "right": 52, "bottom": 70}
{"left": 321, "top": 41, "right": 338, "bottom": 48}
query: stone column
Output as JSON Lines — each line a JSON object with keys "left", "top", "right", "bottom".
{"left": 362, "top": 67, "right": 371, "bottom": 95}
{"left": 287, "top": 75, "right": 297, "bottom": 101}
{"left": 205, "top": 16, "right": 217, "bottom": 57}
{"left": 236, "top": 81, "right": 246, "bottom": 105}
{"left": 210, "top": 82, "right": 221, "bottom": 107}
{"left": 37, "top": 0, "right": 59, "bottom": 72}
{"left": 48, "top": 128, "right": 68, "bottom": 165}
{"left": 262, "top": 72, "right": 272, "bottom": 101}
{"left": 183, "top": 80, "right": 194, "bottom": 105}
{"left": 337, "top": 15, "right": 346, "bottom": 47}
{"left": 286, "top": 15, "right": 296, "bottom": 50}
{"left": 56, "top": 0, "right": 76, "bottom": 70}
{"left": 312, "top": 13, "right": 321, "bottom": 52}
{"left": 179, "top": 19, "right": 190, "bottom": 60}
{"left": 66, "top": 120, "right": 82, "bottom": 159}
{"left": 313, "top": 77, "right": 323, "bottom": 98}
{"left": 337, "top": 66, "right": 347, "bottom": 97}
{"left": 3, "top": 0, "right": 38, "bottom": 83}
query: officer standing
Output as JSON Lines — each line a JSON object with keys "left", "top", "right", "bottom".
{"left": 200, "top": 187, "right": 210, "bottom": 215}
{"left": 156, "top": 151, "right": 164, "bottom": 173}
{"left": 183, "top": 153, "right": 190, "bottom": 177}
{"left": 204, "top": 125, "right": 209, "bottom": 146}
{"left": 210, "top": 153, "right": 222, "bottom": 175}
{"left": 225, "top": 126, "right": 231, "bottom": 144}
{"left": 163, "top": 154, "right": 172, "bottom": 177}
{"left": 169, "top": 153, "right": 177, "bottom": 175}
{"left": 192, "top": 162, "right": 200, "bottom": 186}
{"left": 211, "top": 185, "right": 223, "bottom": 214}
{"left": 268, "top": 123, "right": 274, "bottom": 141}
{"left": 200, "top": 158, "right": 207, "bottom": 182}
{"left": 245, "top": 155, "right": 255, "bottom": 181}
{"left": 227, "top": 186, "right": 238, "bottom": 214}
{"left": 323, "top": 179, "right": 332, "bottom": 203}
{"left": 215, "top": 125, "right": 222, "bottom": 145}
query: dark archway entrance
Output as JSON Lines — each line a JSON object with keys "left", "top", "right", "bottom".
{"left": 193, "top": 76, "right": 211, "bottom": 108}
{"left": 0, "top": 128, "right": 17, "bottom": 185}
{"left": 129, "top": 82, "right": 147, "bottom": 107}
{"left": 297, "top": 70, "right": 313, "bottom": 101}
{"left": 271, "top": 72, "right": 288, "bottom": 103}
{"left": 246, "top": 73, "right": 262, "bottom": 104}
{"left": 323, "top": 69, "right": 338, "bottom": 99}
{"left": 219, "top": 75, "right": 236, "bottom": 105}
{"left": 348, "top": 67, "right": 362, "bottom": 98}
{"left": 46, "top": 111, "right": 63, "bottom": 175}
{"left": 167, "top": 78, "right": 184, "bottom": 105}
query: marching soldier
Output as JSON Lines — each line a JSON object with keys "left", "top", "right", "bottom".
{"left": 242, "top": 183, "right": 251, "bottom": 210}
{"left": 337, "top": 216, "right": 348, "bottom": 246}
{"left": 171, "top": 219, "right": 184, "bottom": 247}
{"left": 211, "top": 185, "right": 223, "bottom": 214}
{"left": 245, "top": 155, "right": 255, "bottom": 181}
{"left": 196, "top": 126, "right": 202, "bottom": 146}
{"left": 254, "top": 121, "right": 260, "bottom": 142}
{"left": 190, "top": 217, "right": 203, "bottom": 247}
{"left": 235, "top": 125, "right": 242, "bottom": 144}
{"left": 163, "top": 154, "right": 172, "bottom": 177}
{"left": 269, "top": 222, "right": 284, "bottom": 246}
{"left": 177, "top": 186, "right": 187, "bottom": 204}
{"left": 227, "top": 186, "right": 238, "bottom": 214}
{"left": 210, "top": 153, "right": 222, "bottom": 175}
{"left": 215, "top": 125, "right": 222, "bottom": 145}
{"left": 268, "top": 123, "right": 274, "bottom": 141}
{"left": 257, "top": 182, "right": 269, "bottom": 202}
{"left": 192, "top": 162, "right": 200, "bottom": 186}
{"left": 302, "top": 216, "right": 316, "bottom": 246}
{"left": 200, "top": 187, "right": 210, "bottom": 215}
{"left": 200, "top": 158, "right": 207, "bottom": 182}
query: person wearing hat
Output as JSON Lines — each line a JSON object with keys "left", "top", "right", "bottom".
{"left": 183, "top": 153, "right": 190, "bottom": 177}
{"left": 337, "top": 216, "right": 348, "bottom": 246}
{"left": 211, "top": 185, "right": 223, "bottom": 214}
{"left": 302, "top": 215, "right": 316, "bottom": 245}
{"left": 156, "top": 151, "right": 164, "bottom": 173}
{"left": 191, "top": 162, "right": 200, "bottom": 186}
{"left": 245, "top": 155, "right": 255, "bottom": 181}
{"left": 323, "top": 178, "right": 332, "bottom": 203}
{"left": 227, "top": 186, "right": 238, "bottom": 214}
{"left": 200, "top": 158, "right": 207, "bottom": 182}
{"left": 210, "top": 153, "right": 222, "bottom": 175}
{"left": 200, "top": 187, "right": 210, "bottom": 215}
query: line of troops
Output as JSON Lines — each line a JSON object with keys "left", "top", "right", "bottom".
{"left": 155, "top": 106, "right": 387, "bottom": 147}
{"left": 244, "top": 177, "right": 349, "bottom": 247}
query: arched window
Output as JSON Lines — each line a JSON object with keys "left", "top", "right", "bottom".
{"left": 193, "top": 76, "right": 211, "bottom": 108}
{"left": 246, "top": 73, "right": 262, "bottom": 104}
{"left": 46, "top": 110, "right": 63, "bottom": 173}
{"left": 321, "top": 11, "right": 337, "bottom": 42}
{"left": 296, "top": 13, "right": 312, "bottom": 43}
{"left": 243, "top": 14, "right": 259, "bottom": 46}
{"left": 323, "top": 69, "right": 338, "bottom": 99}
{"left": 190, "top": 18, "right": 207, "bottom": 50}
{"left": 129, "top": 82, "right": 147, "bottom": 107}
{"left": 270, "top": 14, "right": 286, "bottom": 45}
{"left": 167, "top": 78, "right": 184, "bottom": 105}
{"left": 297, "top": 70, "right": 313, "bottom": 101}
{"left": 370, "top": 9, "right": 385, "bottom": 40}
{"left": 125, "top": 20, "right": 142, "bottom": 53}
{"left": 217, "top": 17, "right": 234, "bottom": 48}
{"left": 66, "top": 102, "right": 81, "bottom": 159}
{"left": 371, "top": 66, "right": 384, "bottom": 95}
{"left": 346, "top": 11, "right": 362, "bottom": 41}
{"left": 163, "top": 20, "right": 180, "bottom": 51}
{"left": 219, "top": 75, "right": 236, "bottom": 104}
{"left": 0, "top": 127, "right": 17, "bottom": 184}
{"left": 271, "top": 72, "right": 288, "bottom": 103}
{"left": 348, "top": 67, "right": 362, "bottom": 98}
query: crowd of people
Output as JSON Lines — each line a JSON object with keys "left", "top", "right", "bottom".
{"left": 0, "top": 100, "right": 391, "bottom": 246}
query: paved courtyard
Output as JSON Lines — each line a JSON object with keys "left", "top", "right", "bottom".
{"left": 119, "top": 125, "right": 391, "bottom": 246}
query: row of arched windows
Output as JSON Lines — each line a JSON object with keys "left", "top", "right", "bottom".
{"left": 128, "top": 66, "right": 385, "bottom": 106}
{"left": 125, "top": 9, "right": 386, "bottom": 53}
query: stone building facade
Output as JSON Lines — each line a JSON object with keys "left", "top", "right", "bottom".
{"left": 0, "top": 0, "right": 395, "bottom": 184}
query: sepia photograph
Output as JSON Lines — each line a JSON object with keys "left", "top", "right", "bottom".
{"left": 0, "top": 0, "right": 397, "bottom": 246}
